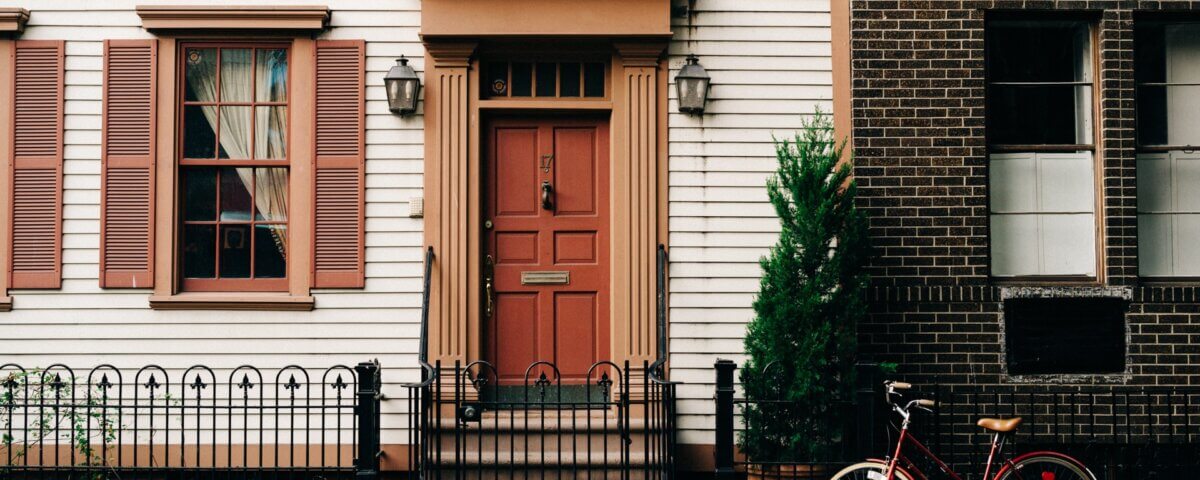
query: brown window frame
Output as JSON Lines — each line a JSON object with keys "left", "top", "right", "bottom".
{"left": 984, "top": 16, "right": 1105, "bottom": 284}
{"left": 175, "top": 41, "right": 292, "bottom": 293}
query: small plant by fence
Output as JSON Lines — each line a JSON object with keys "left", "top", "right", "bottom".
{"left": 714, "top": 359, "right": 1200, "bottom": 480}
{"left": 1, "top": 361, "right": 383, "bottom": 480}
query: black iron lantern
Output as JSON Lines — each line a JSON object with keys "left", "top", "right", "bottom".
{"left": 675, "top": 54, "right": 710, "bottom": 114}
{"left": 384, "top": 56, "right": 421, "bottom": 115}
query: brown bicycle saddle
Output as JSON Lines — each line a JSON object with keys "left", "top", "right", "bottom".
{"left": 976, "top": 417, "right": 1022, "bottom": 433}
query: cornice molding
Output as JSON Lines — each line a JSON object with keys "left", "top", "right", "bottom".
{"left": 136, "top": 5, "right": 330, "bottom": 32}
{"left": 424, "top": 41, "right": 478, "bottom": 68}
{"left": 0, "top": 7, "right": 29, "bottom": 34}
{"left": 615, "top": 41, "right": 668, "bottom": 67}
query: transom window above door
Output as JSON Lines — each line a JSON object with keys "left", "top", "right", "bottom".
{"left": 179, "top": 44, "right": 291, "bottom": 291}
{"left": 483, "top": 61, "right": 607, "bottom": 99}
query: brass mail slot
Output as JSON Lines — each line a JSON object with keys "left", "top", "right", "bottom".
{"left": 521, "top": 271, "right": 570, "bottom": 285}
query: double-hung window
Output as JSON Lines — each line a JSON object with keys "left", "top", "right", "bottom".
{"left": 986, "top": 20, "right": 1098, "bottom": 279}
{"left": 179, "top": 44, "right": 290, "bottom": 291}
{"left": 1136, "top": 23, "right": 1200, "bottom": 278}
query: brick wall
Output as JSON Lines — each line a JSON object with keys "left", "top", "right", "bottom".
{"left": 851, "top": 1, "right": 1200, "bottom": 386}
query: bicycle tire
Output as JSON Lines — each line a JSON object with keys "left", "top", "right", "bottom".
{"left": 995, "top": 452, "right": 1097, "bottom": 480}
{"left": 830, "top": 460, "right": 914, "bottom": 480}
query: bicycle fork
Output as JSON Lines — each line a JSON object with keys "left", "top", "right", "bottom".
{"left": 885, "top": 418, "right": 910, "bottom": 479}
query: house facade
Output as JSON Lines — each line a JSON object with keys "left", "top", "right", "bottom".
{"left": 0, "top": 0, "right": 848, "bottom": 476}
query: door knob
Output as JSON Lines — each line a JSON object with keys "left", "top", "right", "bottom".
{"left": 541, "top": 181, "right": 554, "bottom": 211}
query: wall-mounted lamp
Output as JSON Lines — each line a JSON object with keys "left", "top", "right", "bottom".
{"left": 675, "top": 54, "right": 710, "bottom": 115}
{"left": 384, "top": 56, "right": 421, "bottom": 115}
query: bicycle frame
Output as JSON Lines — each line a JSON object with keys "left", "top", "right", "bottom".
{"left": 884, "top": 412, "right": 1014, "bottom": 480}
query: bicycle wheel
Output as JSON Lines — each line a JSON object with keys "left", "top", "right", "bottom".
{"left": 995, "top": 453, "right": 1096, "bottom": 480}
{"left": 830, "top": 461, "right": 913, "bottom": 480}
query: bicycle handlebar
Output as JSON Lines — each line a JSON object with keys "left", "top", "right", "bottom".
{"left": 916, "top": 399, "right": 936, "bottom": 408}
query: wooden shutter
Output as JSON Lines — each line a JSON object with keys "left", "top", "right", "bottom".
{"left": 313, "top": 40, "right": 366, "bottom": 288}
{"left": 100, "top": 40, "right": 156, "bottom": 288}
{"left": 10, "top": 41, "right": 64, "bottom": 289}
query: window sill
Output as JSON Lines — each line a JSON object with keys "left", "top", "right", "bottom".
{"left": 149, "top": 293, "right": 313, "bottom": 311}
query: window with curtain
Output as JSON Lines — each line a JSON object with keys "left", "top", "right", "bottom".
{"left": 1136, "top": 23, "right": 1200, "bottom": 278}
{"left": 986, "top": 20, "right": 1098, "bottom": 278}
{"left": 179, "top": 44, "right": 289, "bottom": 291}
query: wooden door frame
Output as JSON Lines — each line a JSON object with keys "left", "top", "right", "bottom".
{"left": 422, "top": 39, "right": 668, "bottom": 370}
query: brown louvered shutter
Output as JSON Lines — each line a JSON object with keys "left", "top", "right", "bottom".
{"left": 100, "top": 40, "right": 156, "bottom": 288}
{"left": 10, "top": 41, "right": 64, "bottom": 289}
{"left": 313, "top": 40, "right": 366, "bottom": 288}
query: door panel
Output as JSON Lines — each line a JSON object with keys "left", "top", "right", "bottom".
{"left": 486, "top": 117, "right": 610, "bottom": 386}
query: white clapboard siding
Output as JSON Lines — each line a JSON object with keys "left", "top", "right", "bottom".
{"left": 667, "top": 0, "right": 833, "bottom": 446}
{"left": 1, "top": 0, "right": 833, "bottom": 451}
{"left": 2, "top": 0, "right": 424, "bottom": 445}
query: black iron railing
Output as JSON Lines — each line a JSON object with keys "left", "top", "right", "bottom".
{"left": 0, "top": 361, "right": 382, "bottom": 480}
{"left": 911, "top": 384, "right": 1200, "bottom": 480}
{"left": 407, "top": 360, "right": 676, "bottom": 480}
{"left": 406, "top": 244, "right": 679, "bottom": 478}
{"left": 713, "top": 360, "right": 882, "bottom": 480}
{"left": 713, "top": 362, "right": 1200, "bottom": 480}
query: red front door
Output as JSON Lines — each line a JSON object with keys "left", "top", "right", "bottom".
{"left": 485, "top": 117, "right": 610, "bottom": 385}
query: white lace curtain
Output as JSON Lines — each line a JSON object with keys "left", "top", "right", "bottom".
{"left": 185, "top": 49, "right": 288, "bottom": 257}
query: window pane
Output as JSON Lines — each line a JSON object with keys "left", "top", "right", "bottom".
{"left": 182, "top": 224, "right": 216, "bottom": 278}
{"left": 220, "top": 48, "right": 253, "bottom": 102}
{"left": 1041, "top": 213, "right": 1095, "bottom": 275}
{"left": 1136, "top": 23, "right": 1168, "bottom": 84}
{"left": 988, "top": 85, "right": 1092, "bottom": 145}
{"left": 1173, "top": 214, "right": 1200, "bottom": 275}
{"left": 486, "top": 61, "right": 508, "bottom": 97}
{"left": 535, "top": 63, "right": 557, "bottom": 97}
{"left": 584, "top": 62, "right": 605, "bottom": 97}
{"left": 987, "top": 21, "right": 1091, "bottom": 83}
{"left": 255, "top": 106, "right": 287, "bottom": 159}
{"left": 988, "top": 153, "right": 1037, "bottom": 213}
{"left": 1138, "top": 85, "right": 1200, "bottom": 146}
{"left": 990, "top": 214, "right": 1040, "bottom": 277}
{"left": 511, "top": 62, "right": 532, "bottom": 96}
{"left": 218, "top": 106, "right": 251, "bottom": 159}
{"left": 219, "top": 225, "right": 251, "bottom": 278}
{"left": 182, "top": 167, "right": 217, "bottom": 221}
{"left": 255, "top": 48, "right": 288, "bottom": 102}
{"left": 183, "top": 105, "right": 217, "bottom": 158}
{"left": 184, "top": 48, "right": 217, "bottom": 102}
{"left": 1038, "top": 153, "right": 1094, "bottom": 213}
{"left": 254, "top": 225, "right": 287, "bottom": 278}
{"left": 254, "top": 168, "right": 288, "bottom": 221}
{"left": 1136, "top": 153, "right": 1172, "bottom": 212}
{"left": 560, "top": 62, "right": 581, "bottom": 97}
{"left": 1139, "top": 213, "right": 1173, "bottom": 276}
{"left": 219, "top": 167, "right": 253, "bottom": 222}
{"left": 1175, "top": 154, "right": 1200, "bottom": 211}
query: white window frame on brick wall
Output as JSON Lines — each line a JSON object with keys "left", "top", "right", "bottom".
{"left": 986, "top": 18, "right": 1100, "bottom": 280}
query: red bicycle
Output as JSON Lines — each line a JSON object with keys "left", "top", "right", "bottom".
{"left": 832, "top": 381, "right": 1097, "bottom": 480}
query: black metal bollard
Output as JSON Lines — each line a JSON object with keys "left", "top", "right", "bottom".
{"left": 714, "top": 359, "right": 737, "bottom": 480}
{"left": 355, "top": 360, "right": 382, "bottom": 480}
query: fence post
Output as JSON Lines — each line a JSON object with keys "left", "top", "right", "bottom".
{"left": 355, "top": 360, "right": 382, "bottom": 480}
{"left": 714, "top": 359, "right": 736, "bottom": 480}
{"left": 854, "top": 362, "right": 880, "bottom": 459}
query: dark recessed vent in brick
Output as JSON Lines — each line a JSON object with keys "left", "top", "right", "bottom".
{"left": 1004, "top": 297, "right": 1126, "bottom": 376}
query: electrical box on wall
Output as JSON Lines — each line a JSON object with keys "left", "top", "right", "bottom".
{"left": 409, "top": 196, "right": 424, "bottom": 218}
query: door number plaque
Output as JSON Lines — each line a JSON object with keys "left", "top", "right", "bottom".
{"left": 521, "top": 271, "right": 570, "bottom": 285}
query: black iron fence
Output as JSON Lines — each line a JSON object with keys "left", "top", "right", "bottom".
{"left": 909, "top": 384, "right": 1200, "bottom": 480}
{"left": 1, "top": 361, "right": 383, "bottom": 480}
{"left": 405, "top": 359, "right": 678, "bottom": 480}
{"left": 714, "top": 360, "right": 1200, "bottom": 480}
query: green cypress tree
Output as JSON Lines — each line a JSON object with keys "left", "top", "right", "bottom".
{"left": 739, "top": 111, "right": 869, "bottom": 463}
